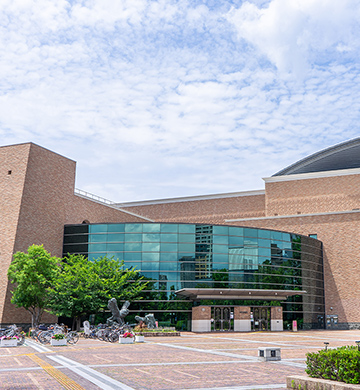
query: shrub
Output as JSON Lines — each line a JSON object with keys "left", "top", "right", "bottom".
{"left": 306, "top": 346, "right": 360, "bottom": 384}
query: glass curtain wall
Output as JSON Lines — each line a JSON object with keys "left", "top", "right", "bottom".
{"left": 63, "top": 223, "right": 324, "bottom": 330}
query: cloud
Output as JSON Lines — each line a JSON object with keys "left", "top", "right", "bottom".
{"left": 227, "top": 0, "right": 360, "bottom": 74}
{"left": 0, "top": 0, "right": 359, "bottom": 201}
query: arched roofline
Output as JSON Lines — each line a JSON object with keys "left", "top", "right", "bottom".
{"left": 273, "top": 137, "right": 360, "bottom": 176}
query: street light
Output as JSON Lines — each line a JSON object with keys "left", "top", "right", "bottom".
{"left": 324, "top": 342, "right": 329, "bottom": 351}
{"left": 355, "top": 341, "right": 360, "bottom": 351}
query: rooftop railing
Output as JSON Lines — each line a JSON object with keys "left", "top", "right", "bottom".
{"left": 75, "top": 188, "right": 115, "bottom": 205}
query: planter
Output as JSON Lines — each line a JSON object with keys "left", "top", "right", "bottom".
{"left": 51, "top": 339, "right": 67, "bottom": 346}
{"left": 120, "top": 337, "right": 134, "bottom": 344}
{"left": 0, "top": 339, "right": 18, "bottom": 347}
{"left": 135, "top": 335, "right": 145, "bottom": 343}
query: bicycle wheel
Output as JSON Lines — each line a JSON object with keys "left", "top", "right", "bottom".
{"left": 16, "top": 334, "right": 25, "bottom": 346}
{"left": 96, "top": 329, "right": 108, "bottom": 341}
{"left": 66, "top": 331, "right": 79, "bottom": 345}
{"left": 38, "top": 331, "right": 52, "bottom": 344}
{"left": 108, "top": 332, "right": 119, "bottom": 343}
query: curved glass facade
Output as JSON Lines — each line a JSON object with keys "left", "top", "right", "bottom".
{"left": 63, "top": 223, "right": 324, "bottom": 330}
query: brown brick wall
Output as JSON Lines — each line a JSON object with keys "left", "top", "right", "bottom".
{"left": 121, "top": 194, "right": 265, "bottom": 224}
{"left": 271, "top": 306, "right": 283, "bottom": 320}
{"left": 234, "top": 306, "right": 251, "bottom": 320}
{"left": 266, "top": 174, "right": 360, "bottom": 216}
{"left": 0, "top": 143, "right": 149, "bottom": 325}
{"left": 0, "top": 144, "right": 32, "bottom": 325}
{"left": 192, "top": 306, "right": 211, "bottom": 320}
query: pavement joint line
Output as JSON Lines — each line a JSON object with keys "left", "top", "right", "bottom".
{"left": 48, "top": 354, "right": 136, "bottom": 390}
{"left": 150, "top": 339, "right": 308, "bottom": 369}
{"left": 181, "top": 334, "right": 314, "bottom": 348}
{"left": 148, "top": 341, "right": 260, "bottom": 361}
{"left": 134, "top": 367, "right": 178, "bottom": 384}
{"left": 25, "top": 339, "right": 53, "bottom": 353}
{"left": 89, "top": 359, "right": 257, "bottom": 368}
{"left": 271, "top": 360, "right": 306, "bottom": 368}
{"left": 0, "top": 366, "right": 43, "bottom": 372}
{"left": 27, "top": 353, "right": 87, "bottom": 390}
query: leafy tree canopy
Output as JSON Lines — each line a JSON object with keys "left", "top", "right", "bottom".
{"left": 7, "top": 244, "right": 60, "bottom": 327}
{"left": 48, "top": 255, "right": 148, "bottom": 329}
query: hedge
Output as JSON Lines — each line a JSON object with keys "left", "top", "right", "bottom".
{"left": 306, "top": 346, "right": 360, "bottom": 384}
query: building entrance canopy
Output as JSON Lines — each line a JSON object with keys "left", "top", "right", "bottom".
{"left": 176, "top": 288, "right": 307, "bottom": 301}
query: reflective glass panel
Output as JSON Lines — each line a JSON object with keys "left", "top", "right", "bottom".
{"left": 125, "top": 234, "right": 142, "bottom": 242}
{"left": 142, "top": 242, "right": 160, "bottom": 252}
{"left": 160, "top": 252, "right": 178, "bottom": 262}
{"left": 213, "top": 235, "right": 228, "bottom": 244}
{"left": 124, "top": 242, "right": 142, "bottom": 251}
{"left": 107, "top": 243, "right": 124, "bottom": 251}
{"left": 89, "top": 243, "right": 107, "bottom": 252}
{"left": 125, "top": 224, "right": 142, "bottom": 232}
{"left": 107, "top": 234, "right": 124, "bottom": 242}
{"left": 213, "top": 226, "right": 228, "bottom": 235}
{"left": 229, "top": 235, "right": 244, "bottom": 247}
{"left": 178, "top": 243, "right": 195, "bottom": 252}
{"left": 143, "top": 233, "right": 160, "bottom": 242}
{"left": 161, "top": 224, "right": 178, "bottom": 233}
{"left": 178, "top": 233, "right": 195, "bottom": 243}
{"left": 108, "top": 224, "right": 125, "bottom": 232}
{"left": 244, "top": 228, "right": 257, "bottom": 238}
{"left": 90, "top": 225, "right": 107, "bottom": 233}
{"left": 179, "top": 224, "right": 195, "bottom": 233}
{"left": 89, "top": 234, "right": 106, "bottom": 243}
{"left": 143, "top": 224, "right": 160, "bottom": 232}
{"left": 161, "top": 234, "right": 177, "bottom": 242}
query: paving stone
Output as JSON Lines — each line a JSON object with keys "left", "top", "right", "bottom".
{"left": 0, "top": 330, "right": 359, "bottom": 390}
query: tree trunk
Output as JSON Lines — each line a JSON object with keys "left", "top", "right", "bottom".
{"left": 31, "top": 307, "right": 44, "bottom": 328}
{"left": 72, "top": 316, "right": 81, "bottom": 331}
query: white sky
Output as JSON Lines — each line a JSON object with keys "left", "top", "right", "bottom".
{"left": 1, "top": 0, "right": 360, "bottom": 202}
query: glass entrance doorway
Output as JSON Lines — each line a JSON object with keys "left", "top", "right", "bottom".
{"left": 251, "top": 307, "right": 270, "bottom": 331}
{"left": 211, "top": 306, "right": 234, "bottom": 331}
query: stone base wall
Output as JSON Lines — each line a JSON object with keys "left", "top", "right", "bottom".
{"left": 271, "top": 319, "right": 283, "bottom": 331}
{"left": 234, "top": 319, "right": 251, "bottom": 332}
{"left": 287, "top": 375, "right": 360, "bottom": 390}
{"left": 192, "top": 320, "right": 211, "bottom": 332}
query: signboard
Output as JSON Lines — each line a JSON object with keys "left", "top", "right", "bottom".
{"left": 292, "top": 320, "right": 298, "bottom": 332}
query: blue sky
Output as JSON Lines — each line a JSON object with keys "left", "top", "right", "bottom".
{"left": 1, "top": 0, "right": 360, "bottom": 202}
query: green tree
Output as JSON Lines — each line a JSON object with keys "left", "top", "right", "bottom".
{"left": 213, "top": 268, "right": 229, "bottom": 288}
{"left": 48, "top": 255, "right": 148, "bottom": 330}
{"left": 7, "top": 245, "right": 60, "bottom": 328}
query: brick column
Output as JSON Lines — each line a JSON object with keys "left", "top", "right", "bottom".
{"left": 192, "top": 306, "right": 211, "bottom": 332}
{"left": 270, "top": 306, "right": 283, "bottom": 331}
{"left": 234, "top": 306, "right": 251, "bottom": 331}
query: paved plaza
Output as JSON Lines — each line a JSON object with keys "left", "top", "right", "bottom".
{"left": 1, "top": 330, "right": 360, "bottom": 390}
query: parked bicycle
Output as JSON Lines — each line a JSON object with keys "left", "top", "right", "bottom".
{"left": 36, "top": 324, "right": 79, "bottom": 345}
{"left": 0, "top": 324, "right": 25, "bottom": 346}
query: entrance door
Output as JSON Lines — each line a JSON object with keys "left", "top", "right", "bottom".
{"left": 252, "top": 307, "right": 270, "bottom": 331}
{"left": 211, "top": 307, "right": 233, "bottom": 331}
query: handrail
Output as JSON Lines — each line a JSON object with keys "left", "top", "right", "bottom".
{"left": 75, "top": 188, "right": 115, "bottom": 205}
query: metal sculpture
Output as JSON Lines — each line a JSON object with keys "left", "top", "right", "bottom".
{"left": 135, "top": 313, "right": 157, "bottom": 329}
{"left": 106, "top": 298, "right": 130, "bottom": 326}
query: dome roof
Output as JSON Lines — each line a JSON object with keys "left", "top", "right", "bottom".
{"left": 273, "top": 137, "right": 360, "bottom": 176}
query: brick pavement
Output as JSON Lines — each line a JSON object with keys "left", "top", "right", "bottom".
{"left": 1, "top": 330, "right": 360, "bottom": 390}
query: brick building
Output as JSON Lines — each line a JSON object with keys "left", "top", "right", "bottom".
{"left": 1, "top": 140, "right": 359, "bottom": 330}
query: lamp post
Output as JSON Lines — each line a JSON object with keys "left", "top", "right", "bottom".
{"left": 324, "top": 342, "right": 329, "bottom": 351}
{"left": 355, "top": 341, "right": 360, "bottom": 351}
